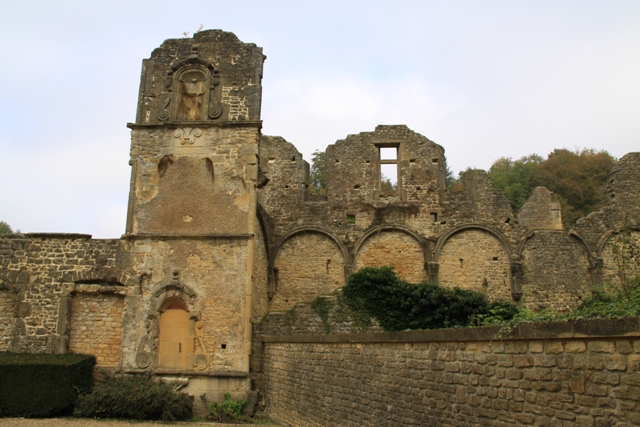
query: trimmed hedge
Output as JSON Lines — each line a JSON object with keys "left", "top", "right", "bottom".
{"left": 0, "top": 352, "right": 95, "bottom": 417}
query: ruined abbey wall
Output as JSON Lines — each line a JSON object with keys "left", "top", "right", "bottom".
{"left": 0, "top": 30, "right": 639, "bottom": 421}
{"left": 258, "top": 123, "right": 640, "bottom": 314}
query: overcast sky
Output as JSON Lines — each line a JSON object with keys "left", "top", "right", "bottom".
{"left": 1, "top": 0, "right": 638, "bottom": 237}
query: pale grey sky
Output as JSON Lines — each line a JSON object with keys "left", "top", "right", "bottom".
{"left": 1, "top": 0, "right": 638, "bottom": 237}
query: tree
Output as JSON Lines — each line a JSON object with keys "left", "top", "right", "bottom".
{"left": 0, "top": 221, "right": 14, "bottom": 235}
{"left": 445, "top": 165, "right": 458, "bottom": 189}
{"left": 486, "top": 149, "right": 615, "bottom": 228}
{"left": 532, "top": 148, "right": 615, "bottom": 228}
{"left": 309, "top": 149, "right": 327, "bottom": 194}
{"left": 488, "top": 154, "right": 544, "bottom": 212}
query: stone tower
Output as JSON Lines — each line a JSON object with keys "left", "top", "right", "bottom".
{"left": 123, "top": 30, "right": 265, "bottom": 408}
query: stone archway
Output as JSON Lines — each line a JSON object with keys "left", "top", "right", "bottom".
{"left": 157, "top": 297, "right": 193, "bottom": 369}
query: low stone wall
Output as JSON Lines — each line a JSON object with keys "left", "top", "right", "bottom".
{"left": 261, "top": 318, "right": 640, "bottom": 427}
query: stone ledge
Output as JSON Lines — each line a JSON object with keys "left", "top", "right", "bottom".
{"left": 24, "top": 233, "right": 93, "bottom": 239}
{"left": 122, "top": 368, "right": 249, "bottom": 378}
{"left": 127, "top": 120, "right": 263, "bottom": 130}
{"left": 260, "top": 317, "right": 640, "bottom": 344}
{"left": 124, "top": 233, "right": 253, "bottom": 240}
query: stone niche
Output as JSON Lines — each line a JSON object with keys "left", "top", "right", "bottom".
{"left": 135, "top": 30, "right": 264, "bottom": 125}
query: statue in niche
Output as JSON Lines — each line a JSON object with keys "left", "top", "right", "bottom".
{"left": 177, "top": 69, "right": 207, "bottom": 121}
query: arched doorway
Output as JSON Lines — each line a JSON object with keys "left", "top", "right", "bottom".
{"left": 157, "top": 297, "right": 193, "bottom": 369}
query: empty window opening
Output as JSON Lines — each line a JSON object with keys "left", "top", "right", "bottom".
{"left": 410, "top": 158, "right": 416, "bottom": 163}
{"left": 430, "top": 213, "right": 438, "bottom": 222}
{"left": 459, "top": 259, "right": 464, "bottom": 267}
{"left": 432, "top": 158, "right": 439, "bottom": 164}
{"left": 353, "top": 184, "right": 360, "bottom": 189}
{"left": 380, "top": 164, "right": 397, "bottom": 192}
{"left": 380, "top": 147, "right": 397, "bottom": 161}
{"left": 291, "top": 156, "right": 296, "bottom": 161}
{"left": 347, "top": 214, "right": 356, "bottom": 224}
{"left": 378, "top": 145, "right": 399, "bottom": 193}
{"left": 493, "top": 257, "right": 499, "bottom": 261}
{"left": 221, "top": 344, "right": 227, "bottom": 350}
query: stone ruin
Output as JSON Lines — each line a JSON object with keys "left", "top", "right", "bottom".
{"left": 0, "top": 30, "right": 638, "bottom": 414}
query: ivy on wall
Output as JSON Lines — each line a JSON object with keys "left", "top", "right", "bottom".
{"left": 342, "top": 267, "right": 517, "bottom": 332}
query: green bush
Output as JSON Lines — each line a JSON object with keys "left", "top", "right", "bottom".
{"left": 574, "top": 285, "right": 640, "bottom": 319}
{"left": 207, "top": 392, "right": 247, "bottom": 422}
{"left": 342, "top": 267, "right": 517, "bottom": 331}
{"left": 0, "top": 352, "right": 95, "bottom": 417}
{"left": 74, "top": 374, "right": 193, "bottom": 421}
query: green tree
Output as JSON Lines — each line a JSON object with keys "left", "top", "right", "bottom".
{"left": 445, "top": 164, "right": 458, "bottom": 189}
{"left": 0, "top": 221, "right": 14, "bottom": 235}
{"left": 532, "top": 148, "right": 615, "bottom": 228}
{"left": 488, "top": 154, "right": 544, "bottom": 212}
{"left": 309, "top": 149, "right": 326, "bottom": 195}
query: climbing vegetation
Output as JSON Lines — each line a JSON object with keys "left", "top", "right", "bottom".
{"left": 342, "top": 267, "right": 517, "bottom": 332}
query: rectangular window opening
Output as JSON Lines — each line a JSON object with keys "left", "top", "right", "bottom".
{"left": 378, "top": 145, "right": 399, "bottom": 194}
{"left": 380, "top": 147, "right": 397, "bottom": 160}
{"left": 380, "top": 164, "right": 397, "bottom": 193}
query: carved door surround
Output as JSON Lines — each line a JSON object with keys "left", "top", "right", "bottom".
{"left": 135, "top": 273, "right": 209, "bottom": 372}
{"left": 156, "top": 49, "right": 223, "bottom": 123}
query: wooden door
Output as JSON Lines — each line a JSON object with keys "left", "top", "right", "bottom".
{"left": 158, "top": 309, "right": 192, "bottom": 369}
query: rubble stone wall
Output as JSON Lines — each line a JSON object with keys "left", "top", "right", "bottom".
{"left": 520, "top": 231, "right": 592, "bottom": 311}
{"left": 437, "top": 228, "right": 512, "bottom": 301}
{"left": 354, "top": 230, "right": 426, "bottom": 283}
{"left": 261, "top": 319, "right": 640, "bottom": 427}
{"left": 271, "top": 232, "right": 345, "bottom": 311}
{"left": 69, "top": 293, "right": 124, "bottom": 367}
{"left": 0, "top": 234, "right": 124, "bottom": 354}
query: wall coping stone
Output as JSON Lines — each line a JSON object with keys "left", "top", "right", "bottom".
{"left": 124, "top": 233, "right": 253, "bottom": 240}
{"left": 23, "top": 233, "right": 93, "bottom": 239}
{"left": 123, "top": 368, "right": 249, "bottom": 378}
{"left": 260, "top": 317, "right": 640, "bottom": 344}
{"left": 127, "top": 121, "right": 263, "bottom": 130}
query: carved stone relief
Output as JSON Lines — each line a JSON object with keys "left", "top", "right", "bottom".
{"left": 173, "top": 127, "right": 203, "bottom": 146}
{"left": 135, "top": 316, "right": 157, "bottom": 369}
{"left": 135, "top": 271, "right": 209, "bottom": 371}
{"left": 155, "top": 51, "right": 222, "bottom": 123}
{"left": 177, "top": 69, "right": 207, "bottom": 121}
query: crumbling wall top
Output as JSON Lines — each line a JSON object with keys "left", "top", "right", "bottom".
{"left": 134, "top": 30, "right": 265, "bottom": 125}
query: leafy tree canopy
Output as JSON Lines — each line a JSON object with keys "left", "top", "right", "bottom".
{"left": 309, "top": 149, "right": 326, "bottom": 195}
{"left": 488, "top": 154, "right": 544, "bottom": 212}
{"left": 487, "top": 149, "right": 615, "bottom": 228}
{"left": 0, "top": 221, "right": 14, "bottom": 235}
{"left": 532, "top": 148, "right": 615, "bottom": 227}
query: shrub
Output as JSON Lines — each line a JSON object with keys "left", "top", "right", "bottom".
{"left": 343, "top": 267, "right": 517, "bottom": 331}
{"left": 207, "top": 392, "right": 247, "bottom": 422}
{"left": 74, "top": 374, "right": 193, "bottom": 421}
{"left": 0, "top": 352, "right": 95, "bottom": 417}
{"left": 573, "top": 286, "right": 640, "bottom": 319}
